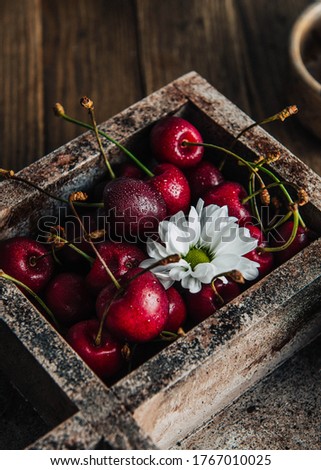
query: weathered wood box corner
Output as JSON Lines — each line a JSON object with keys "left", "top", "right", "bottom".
{"left": 1, "top": 72, "right": 321, "bottom": 449}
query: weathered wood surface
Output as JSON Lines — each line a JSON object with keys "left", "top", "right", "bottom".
{"left": 1, "top": 0, "right": 319, "bottom": 174}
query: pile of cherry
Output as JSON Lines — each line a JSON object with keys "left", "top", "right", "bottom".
{"left": 0, "top": 114, "right": 312, "bottom": 383}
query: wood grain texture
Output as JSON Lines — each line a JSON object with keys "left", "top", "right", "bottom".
{"left": 0, "top": 0, "right": 320, "bottom": 174}
{"left": 0, "top": 0, "right": 44, "bottom": 169}
{"left": 41, "top": 0, "right": 143, "bottom": 157}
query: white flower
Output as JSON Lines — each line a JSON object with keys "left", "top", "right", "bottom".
{"left": 140, "top": 199, "right": 260, "bottom": 293}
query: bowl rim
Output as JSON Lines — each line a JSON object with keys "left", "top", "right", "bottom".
{"left": 290, "top": 1, "right": 321, "bottom": 94}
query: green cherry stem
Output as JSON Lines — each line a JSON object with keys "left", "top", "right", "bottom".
{"left": 265, "top": 210, "right": 292, "bottom": 232}
{"left": 54, "top": 104, "right": 154, "bottom": 178}
{"left": 248, "top": 173, "right": 263, "bottom": 231}
{"left": 0, "top": 270, "right": 59, "bottom": 328}
{"left": 242, "top": 180, "right": 298, "bottom": 204}
{"left": 80, "top": 97, "right": 116, "bottom": 180}
{"left": 50, "top": 234, "right": 95, "bottom": 265}
{"left": 68, "top": 194, "right": 121, "bottom": 291}
{"left": 259, "top": 205, "right": 300, "bottom": 253}
{"left": 94, "top": 253, "right": 181, "bottom": 347}
{"left": 248, "top": 163, "right": 306, "bottom": 228}
{"left": 183, "top": 141, "right": 266, "bottom": 190}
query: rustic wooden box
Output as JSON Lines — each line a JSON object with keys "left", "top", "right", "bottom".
{"left": 1, "top": 72, "right": 321, "bottom": 449}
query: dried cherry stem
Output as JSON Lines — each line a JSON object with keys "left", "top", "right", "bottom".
{"left": 68, "top": 193, "right": 121, "bottom": 290}
{"left": 53, "top": 103, "right": 154, "bottom": 178}
{"left": 0, "top": 270, "right": 59, "bottom": 328}
{"left": 80, "top": 97, "right": 116, "bottom": 180}
{"left": 258, "top": 204, "right": 300, "bottom": 253}
{"left": 0, "top": 169, "right": 103, "bottom": 208}
{"left": 94, "top": 254, "right": 180, "bottom": 347}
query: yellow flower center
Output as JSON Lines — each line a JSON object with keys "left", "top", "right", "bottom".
{"left": 184, "top": 248, "right": 210, "bottom": 269}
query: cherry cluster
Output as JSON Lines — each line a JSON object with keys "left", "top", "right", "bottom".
{"left": 0, "top": 108, "right": 312, "bottom": 383}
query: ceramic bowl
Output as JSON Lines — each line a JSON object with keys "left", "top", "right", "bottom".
{"left": 290, "top": 2, "right": 321, "bottom": 138}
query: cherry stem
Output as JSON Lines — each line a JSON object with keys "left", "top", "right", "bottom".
{"left": 183, "top": 141, "right": 267, "bottom": 195}
{"left": 0, "top": 169, "right": 103, "bottom": 208}
{"left": 248, "top": 163, "right": 306, "bottom": 229}
{"left": 230, "top": 105, "right": 298, "bottom": 149}
{"left": 248, "top": 173, "right": 263, "bottom": 231}
{"left": 122, "top": 254, "right": 180, "bottom": 289}
{"left": 54, "top": 108, "right": 154, "bottom": 178}
{"left": 242, "top": 180, "right": 297, "bottom": 204}
{"left": 211, "top": 280, "right": 224, "bottom": 306}
{"left": 68, "top": 195, "right": 121, "bottom": 290}
{"left": 94, "top": 253, "right": 180, "bottom": 347}
{"left": 265, "top": 210, "right": 292, "bottom": 232}
{"left": 259, "top": 205, "right": 300, "bottom": 253}
{"left": 80, "top": 97, "right": 116, "bottom": 180}
{"left": 0, "top": 270, "right": 59, "bottom": 328}
{"left": 49, "top": 234, "right": 95, "bottom": 264}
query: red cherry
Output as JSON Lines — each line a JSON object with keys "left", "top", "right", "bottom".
{"left": 271, "top": 221, "right": 310, "bottom": 264}
{"left": 45, "top": 273, "right": 94, "bottom": 326}
{"left": 66, "top": 319, "right": 125, "bottom": 380}
{"left": 0, "top": 236, "right": 54, "bottom": 293}
{"left": 163, "top": 286, "right": 187, "bottom": 333}
{"left": 86, "top": 241, "right": 146, "bottom": 295}
{"left": 185, "top": 160, "right": 224, "bottom": 200}
{"left": 185, "top": 279, "right": 241, "bottom": 324}
{"left": 203, "top": 181, "right": 252, "bottom": 225}
{"left": 117, "top": 162, "right": 144, "bottom": 179}
{"left": 150, "top": 116, "right": 204, "bottom": 168}
{"left": 103, "top": 177, "right": 167, "bottom": 239}
{"left": 243, "top": 224, "right": 274, "bottom": 277}
{"left": 97, "top": 268, "right": 169, "bottom": 343}
{"left": 149, "top": 163, "right": 191, "bottom": 215}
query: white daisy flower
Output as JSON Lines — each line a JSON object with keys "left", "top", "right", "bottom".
{"left": 140, "top": 199, "right": 260, "bottom": 293}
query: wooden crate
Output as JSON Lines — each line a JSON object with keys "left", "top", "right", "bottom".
{"left": 1, "top": 72, "right": 320, "bottom": 449}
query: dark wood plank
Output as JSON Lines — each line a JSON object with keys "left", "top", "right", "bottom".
{"left": 231, "top": 0, "right": 321, "bottom": 175}
{"left": 41, "top": 0, "right": 143, "bottom": 156}
{"left": 0, "top": 0, "right": 44, "bottom": 170}
{"left": 136, "top": 0, "right": 320, "bottom": 175}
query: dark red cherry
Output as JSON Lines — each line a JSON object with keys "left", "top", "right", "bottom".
{"left": 203, "top": 181, "right": 252, "bottom": 225}
{"left": 150, "top": 116, "right": 204, "bottom": 168}
{"left": 163, "top": 286, "right": 187, "bottom": 333}
{"left": 66, "top": 319, "right": 125, "bottom": 380}
{"left": 0, "top": 236, "right": 54, "bottom": 293}
{"left": 86, "top": 241, "right": 146, "bottom": 295}
{"left": 271, "top": 221, "right": 310, "bottom": 264}
{"left": 185, "top": 279, "right": 241, "bottom": 324}
{"left": 149, "top": 163, "right": 191, "bottom": 215}
{"left": 45, "top": 273, "right": 94, "bottom": 326}
{"left": 185, "top": 160, "right": 224, "bottom": 200}
{"left": 97, "top": 268, "right": 169, "bottom": 343}
{"left": 117, "top": 162, "right": 144, "bottom": 179}
{"left": 243, "top": 224, "right": 274, "bottom": 277}
{"left": 103, "top": 177, "right": 167, "bottom": 239}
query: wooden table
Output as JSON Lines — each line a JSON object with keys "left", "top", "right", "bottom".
{"left": 1, "top": 0, "right": 320, "bottom": 175}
